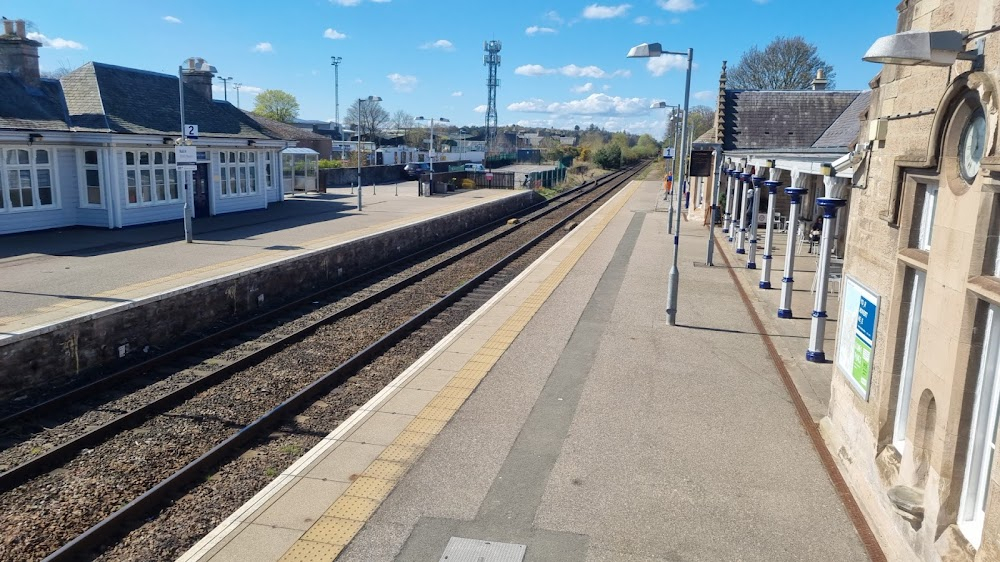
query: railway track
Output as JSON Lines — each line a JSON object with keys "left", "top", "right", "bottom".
{"left": 0, "top": 163, "right": 648, "bottom": 561}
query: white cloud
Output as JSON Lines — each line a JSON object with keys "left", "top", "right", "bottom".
{"left": 545, "top": 10, "right": 564, "bottom": 24}
{"left": 163, "top": 15, "right": 182, "bottom": 24}
{"left": 507, "top": 94, "right": 649, "bottom": 117}
{"left": 525, "top": 26, "right": 557, "bottom": 36}
{"left": 420, "top": 39, "right": 454, "bottom": 51}
{"left": 240, "top": 85, "right": 264, "bottom": 94}
{"left": 694, "top": 90, "right": 714, "bottom": 101}
{"left": 634, "top": 15, "right": 650, "bottom": 24}
{"left": 324, "top": 28, "right": 347, "bottom": 40}
{"left": 508, "top": 99, "right": 549, "bottom": 112}
{"left": 473, "top": 105, "right": 488, "bottom": 113}
{"left": 331, "top": 0, "right": 361, "bottom": 5}
{"left": 657, "top": 0, "right": 698, "bottom": 12}
{"left": 582, "top": 4, "right": 631, "bottom": 19}
{"left": 26, "top": 32, "right": 85, "bottom": 50}
{"left": 387, "top": 73, "right": 418, "bottom": 92}
{"left": 252, "top": 42, "right": 273, "bottom": 53}
{"left": 516, "top": 63, "right": 629, "bottom": 79}
{"left": 752, "top": 0, "right": 770, "bottom": 3}
{"left": 515, "top": 64, "right": 556, "bottom": 76}
{"left": 451, "top": 91, "right": 463, "bottom": 97}
{"left": 603, "top": 84, "right": 612, "bottom": 91}
{"left": 646, "top": 54, "right": 687, "bottom": 76}
{"left": 572, "top": 83, "right": 594, "bottom": 93}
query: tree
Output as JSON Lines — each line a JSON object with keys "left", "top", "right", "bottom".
{"left": 252, "top": 89, "right": 299, "bottom": 122}
{"left": 727, "top": 36, "right": 835, "bottom": 90}
{"left": 663, "top": 105, "right": 714, "bottom": 148}
{"left": 390, "top": 109, "right": 415, "bottom": 132}
{"left": 344, "top": 98, "right": 390, "bottom": 145}
{"left": 593, "top": 144, "right": 622, "bottom": 170}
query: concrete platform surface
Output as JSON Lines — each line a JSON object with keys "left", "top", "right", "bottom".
{"left": 0, "top": 186, "right": 521, "bottom": 337}
{"left": 180, "top": 178, "right": 877, "bottom": 562}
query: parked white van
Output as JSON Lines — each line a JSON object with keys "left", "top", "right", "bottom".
{"left": 463, "top": 163, "right": 486, "bottom": 172}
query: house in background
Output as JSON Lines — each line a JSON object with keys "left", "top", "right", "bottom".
{"left": 0, "top": 19, "right": 290, "bottom": 236}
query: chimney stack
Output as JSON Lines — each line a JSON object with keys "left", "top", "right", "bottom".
{"left": 0, "top": 19, "right": 42, "bottom": 87}
{"left": 181, "top": 57, "right": 215, "bottom": 100}
{"left": 811, "top": 69, "right": 829, "bottom": 91}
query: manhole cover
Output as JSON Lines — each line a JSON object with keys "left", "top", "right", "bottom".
{"left": 440, "top": 537, "right": 526, "bottom": 562}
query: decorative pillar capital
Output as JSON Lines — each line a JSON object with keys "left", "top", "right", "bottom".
{"left": 784, "top": 186, "right": 807, "bottom": 203}
{"left": 751, "top": 175, "right": 765, "bottom": 188}
{"left": 764, "top": 180, "right": 782, "bottom": 194}
{"left": 816, "top": 197, "right": 847, "bottom": 218}
{"left": 823, "top": 175, "right": 851, "bottom": 199}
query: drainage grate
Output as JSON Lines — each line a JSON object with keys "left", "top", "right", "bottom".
{"left": 439, "top": 537, "right": 526, "bottom": 562}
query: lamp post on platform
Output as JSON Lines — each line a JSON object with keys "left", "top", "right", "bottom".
{"left": 629, "top": 42, "right": 693, "bottom": 326}
{"left": 416, "top": 116, "right": 449, "bottom": 196}
{"left": 356, "top": 95, "right": 382, "bottom": 210}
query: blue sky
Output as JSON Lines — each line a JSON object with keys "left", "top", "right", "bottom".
{"left": 7, "top": 0, "right": 899, "bottom": 137}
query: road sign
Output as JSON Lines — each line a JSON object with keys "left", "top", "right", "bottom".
{"left": 485, "top": 173, "right": 493, "bottom": 181}
{"left": 663, "top": 147, "right": 674, "bottom": 159}
{"left": 175, "top": 145, "right": 197, "bottom": 171}
{"left": 184, "top": 124, "right": 199, "bottom": 139}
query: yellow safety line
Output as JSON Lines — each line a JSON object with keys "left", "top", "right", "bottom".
{"left": 277, "top": 180, "right": 642, "bottom": 562}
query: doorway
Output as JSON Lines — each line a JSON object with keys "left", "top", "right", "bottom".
{"left": 193, "top": 163, "right": 210, "bottom": 217}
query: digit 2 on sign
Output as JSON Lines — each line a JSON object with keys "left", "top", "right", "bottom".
{"left": 185, "top": 124, "right": 199, "bottom": 138}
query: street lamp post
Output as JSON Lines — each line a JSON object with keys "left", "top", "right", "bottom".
{"left": 416, "top": 116, "right": 449, "bottom": 196}
{"left": 331, "top": 56, "right": 342, "bottom": 142}
{"left": 629, "top": 42, "right": 693, "bottom": 326}
{"left": 357, "top": 95, "right": 382, "bottom": 210}
{"left": 218, "top": 76, "right": 232, "bottom": 102}
{"left": 233, "top": 82, "right": 242, "bottom": 109}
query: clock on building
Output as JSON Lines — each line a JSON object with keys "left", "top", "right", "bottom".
{"left": 959, "top": 109, "right": 986, "bottom": 182}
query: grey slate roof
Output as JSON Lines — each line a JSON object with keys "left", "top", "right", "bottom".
{"left": 0, "top": 74, "right": 70, "bottom": 131}
{"left": 812, "top": 90, "right": 872, "bottom": 149}
{"left": 61, "top": 62, "right": 277, "bottom": 139}
{"left": 721, "top": 90, "right": 862, "bottom": 151}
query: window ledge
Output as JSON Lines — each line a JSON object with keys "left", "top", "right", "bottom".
{"left": 898, "top": 248, "right": 929, "bottom": 269}
{"left": 968, "top": 276, "right": 1000, "bottom": 307}
{"left": 887, "top": 485, "right": 925, "bottom": 530}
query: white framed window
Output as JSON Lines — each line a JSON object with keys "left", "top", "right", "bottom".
{"left": 893, "top": 269, "right": 926, "bottom": 451}
{"left": 218, "top": 150, "right": 258, "bottom": 198}
{"left": 124, "top": 149, "right": 179, "bottom": 207}
{"left": 1, "top": 147, "right": 56, "bottom": 211}
{"left": 263, "top": 151, "right": 273, "bottom": 190}
{"left": 959, "top": 303, "right": 1000, "bottom": 547}
{"left": 917, "top": 183, "right": 938, "bottom": 250}
{"left": 79, "top": 149, "right": 104, "bottom": 208}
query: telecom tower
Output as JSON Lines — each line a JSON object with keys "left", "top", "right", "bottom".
{"left": 483, "top": 40, "right": 501, "bottom": 154}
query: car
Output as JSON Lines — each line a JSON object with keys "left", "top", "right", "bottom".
{"left": 404, "top": 162, "right": 431, "bottom": 178}
{"left": 463, "top": 163, "right": 486, "bottom": 173}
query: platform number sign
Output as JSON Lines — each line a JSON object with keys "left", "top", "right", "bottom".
{"left": 184, "top": 124, "right": 199, "bottom": 139}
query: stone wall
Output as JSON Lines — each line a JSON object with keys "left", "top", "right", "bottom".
{"left": 0, "top": 191, "right": 539, "bottom": 400}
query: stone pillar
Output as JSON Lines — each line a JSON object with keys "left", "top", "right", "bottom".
{"left": 806, "top": 197, "right": 847, "bottom": 362}
{"left": 778, "top": 187, "right": 807, "bottom": 318}
{"left": 759, "top": 174, "right": 782, "bottom": 289}
{"left": 747, "top": 175, "right": 763, "bottom": 269}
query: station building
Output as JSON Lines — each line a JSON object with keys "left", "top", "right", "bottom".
{"left": 813, "top": 1, "right": 1000, "bottom": 560}
{"left": 0, "top": 19, "right": 289, "bottom": 236}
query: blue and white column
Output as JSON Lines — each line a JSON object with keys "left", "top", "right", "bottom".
{"left": 747, "top": 175, "right": 762, "bottom": 269}
{"left": 736, "top": 172, "right": 751, "bottom": 254}
{"left": 806, "top": 197, "right": 847, "bottom": 363}
{"left": 725, "top": 169, "right": 738, "bottom": 241}
{"left": 777, "top": 187, "right": 807, "bottom": 318}
{"left": 721, "top": 165, "right": 731, "bottom": 235}
{"left": 759, "top": 172, "right": 782, "bottom": 289}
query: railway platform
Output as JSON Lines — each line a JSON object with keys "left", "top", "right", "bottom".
{"left": 180, "top": 177, "right": 883, "bottom": 562}
{"left": 0, "top": 185, "right": 522, "bottom": 337}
